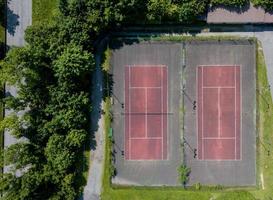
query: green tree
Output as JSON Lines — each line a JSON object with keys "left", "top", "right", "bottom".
{"left": 210, "top": 0, "right": 249, "bottom": 8}
{"left": 147, "top": 0, "right": 178, "bottom": 23}
{"left": 0, "top": 17, "right": 94, "bottom": 198}
{"left": 252, "top": 0, "right": 273, "bottom": 11}
{"left": 178, "top": 0, "right": 207, "bottom": 22}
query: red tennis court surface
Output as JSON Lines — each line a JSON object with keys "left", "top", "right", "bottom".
{"left": 197, "top": 66, "right": 241, "bottom": 160}
{"left": 125, "top": 65, "right": 168, "bottom": 160}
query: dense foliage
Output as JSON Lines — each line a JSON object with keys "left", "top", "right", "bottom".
{"left": 147, "top": 0, "right": 207, "bottom": 23}
{"left": 252, "top": 0, "right": 273, "bottom": 11}
{"left": 211, "top": 0, "right": 273, "bottom": 11}
{"left": 210, "top": 0, "right": 249, "bottom": 7}
{"left": 0, "top": 1, "right": 95, "bottom": 199}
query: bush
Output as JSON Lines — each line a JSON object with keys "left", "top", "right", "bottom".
{"left": 147, "top": 0, "right": 207, "bottom": 23}
{"left": 178, "top": 164, "right": 191, "bottom": 186}
{"left": 178, "top": 0, "right": 207, "bottom": 22}
{"left": 147, "top": 0, "right": 179, "bottom": 23}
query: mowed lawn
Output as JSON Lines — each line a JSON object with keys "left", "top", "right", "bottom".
{"left": 250, "top": 43, "right": 273, "bottom": 199}
{"left": 32, "top": 0, "right": 58, "bottom": 24}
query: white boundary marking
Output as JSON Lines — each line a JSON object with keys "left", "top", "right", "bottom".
{"left": 203, "top": 86, "right": 235, "bottom": 89}
{"left": 125, "top": 65, "right": 168, "bottom": 161}
{"left": 145, "top": 88, "right": 148, "bottom": 138}
{"left": 261, "top": 173, "right": 265, "bottom": 190}
{"left": 240, "top": 65, "right": 242, "bottom": 161}
{"left": 131, "top": 137, "right": 162, "bottom": 140}
{"left": 161, "top": 67, "right": 163, "bottom": 159}
{"left": 166, "top": 65, "right": 169, "bottom": 160}
{"left": 130, "top": 86, "right": 161, "bottom": 89}
{"left": 197, "top": 65, "right": 242, "bottom": 161}
{"left": 130, "top": 65, "right": 166, "bottom": 68}
{"left": 218, "top": 87, "right": 221, "bottom": 138}
{"left": 124, "top": 65, "right": 127, "bottom": 160}
{"left": 235, "top": 66, "right": 237, "bottom": 160}
{"left": 203, "top": 137, "right": 235, "bottom": 139}
{"left": 196, "top": 67, "right": 199, "bottom": 159}
{"left": 202, "top": 66, "right": 204, "bottom": 159}
{"left": 129, "top": 65, "right": 131, "bottom": 159}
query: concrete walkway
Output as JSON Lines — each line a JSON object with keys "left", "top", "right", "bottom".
{"left": 83, "top": 50, "right": 105, "bottom": 200}
{"left": 4, "top": 0, "right": 32, "bottom": 149}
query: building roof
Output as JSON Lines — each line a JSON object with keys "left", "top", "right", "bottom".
{"left": 207, "top": 3, "right": 273, "bottom": 24}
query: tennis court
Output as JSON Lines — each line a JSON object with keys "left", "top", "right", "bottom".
{"left": 125, "top": 65, "right": 168, "bottom": 160}
{"left": 197, "top": 65, "right": 241, "bottom": 160}
{"left": 184, "top": 41, "right": 256, "bottom": 186}
{"left": 111, "top": 42, "right": 182, "bottom": 185}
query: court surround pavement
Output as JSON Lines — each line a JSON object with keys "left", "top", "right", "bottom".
{"left": 110, "top": 39, "right": 256, "bottom": 187}
{"left": 184, "top": 40, "right": 256, "bottom": 186}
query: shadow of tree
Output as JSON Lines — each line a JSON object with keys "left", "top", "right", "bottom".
{"left": 0, "top": 0, "right": 5, "bottom": 27}
{"left": 0, "top": 42, "right": 5, "bottom": 59}
{"left": 6, "top": 0, "right": 20, "bottom": 36}
{"left": 87, "top": 49, "right": 105, "bottom": 151}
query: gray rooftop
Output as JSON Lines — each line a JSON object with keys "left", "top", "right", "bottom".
{"left": 207, "top": 3, "right": 273, "bottom": 24}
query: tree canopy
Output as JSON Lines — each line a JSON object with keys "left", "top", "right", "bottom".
{"left": 1, "top": 0, "right": 273, "bottom": 199}
{"left": 0, "top": 2, "right": 95, "bottom": 198}
{"left": 252, "top": 0, "right": 273, "bottom": 11}
{"left": 210, "top": 0, "right": 249, "bottom": 8}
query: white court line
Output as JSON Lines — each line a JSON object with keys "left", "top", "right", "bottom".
{"left": 240, "top": 65, "right": 242, "bottom": 161}
{"left": 166, "top": 65, "right": 169, "bottom": 160}
{"left": 130, "top": 65, "right": 166, "bottom": 68}
{"left": 218, "top": 88, "right": 221, "bottom": 138}
{"left": 131, "top": 137, "right": 162, "bottom": 140}
{"left": 203, "top": 86, "right": 235, "bottom": 89}
{"left": 124, "top": 66, "right": 128, "bottom": 160}
{"left": 199, "top": 65, "right": 241, "bottom": 160}
{"left": 235, "top": 66, "right": 237, "bottom": 160}
{"left": 145, "top": 88, "right": 148, "bottom": 138}
{"left": 203, "top": 137, "right": 235, "bottom": 139}
{"left": 202, "top": 66, "right": 204, "bottom": 159}
{"left": 161, "top": 66, "right": 163, "bottom": 159}
{"left": 130, "top": 86, "right": 161, "bottom": 89}
{"left": 126, "top": 65, "right": 168, "bottom": 160}
{"left": 261, "top": 173, "right": 265, "bottom": 190}
{"left": 196, "top": 67, "right": 199, "bottom": 159}
{"left": 129, "top": 65, "right": 131, "bottom": 159}
{"left": 199, "top": 64, "right": 240, "bottom": 67}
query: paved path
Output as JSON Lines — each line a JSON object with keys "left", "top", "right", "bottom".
{"left": 83, "top": 50, "right": 105, "bottom": 200}
{"left": 4, "top": 0, "right": 32, "bottom": 171}
{"left": 6, "top": 0, "right": 32, "bottom": 47}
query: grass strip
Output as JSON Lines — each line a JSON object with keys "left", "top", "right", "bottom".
{"left": 32, "top": 0, "right": 59, "bottom": 25}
